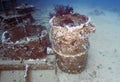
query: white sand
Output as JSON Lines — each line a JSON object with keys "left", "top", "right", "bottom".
{"left": 0, "top": 5, "right": 120, "bottom": 82}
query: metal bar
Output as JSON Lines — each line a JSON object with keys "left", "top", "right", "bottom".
{"left": 0, "top": 63, "right": 55, "bottom": 71}
{"left": 24, "top": 64, "right": 31, "bottom": 82}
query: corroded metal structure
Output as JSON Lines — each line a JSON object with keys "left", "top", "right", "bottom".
{"left": 1, "top": 24, "right": 49, "bottom": 59}
{"left": 50, "top": 13, "right": 95, "bottom": 73}
{"left": 0, "top": 3, "right": 49, "bottom": 60}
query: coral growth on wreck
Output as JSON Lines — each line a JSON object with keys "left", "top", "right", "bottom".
{"left": 49, "top": 5, "right": 73, "bottom": 18}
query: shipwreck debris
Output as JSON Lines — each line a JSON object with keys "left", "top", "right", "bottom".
{"left": 1, "top": 24, "right": 49, "bottom": 60}
{"left": 50, "top": 5, "right": 95, "bottom": 73}
{"left": 0, "top": 2, "right": 50, "bottom": 60}
{"left": 0, "top": 2, "right": 35, "bottom": 30}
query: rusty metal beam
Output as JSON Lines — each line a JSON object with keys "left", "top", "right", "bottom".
{"left": 0, "top": 63, "right": 55, "bottom": 71}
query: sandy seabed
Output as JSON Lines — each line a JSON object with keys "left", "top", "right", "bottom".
{"left": 0, "top": 5, "right": 120, "bottom": 82}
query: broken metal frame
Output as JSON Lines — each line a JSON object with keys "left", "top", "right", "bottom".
{"left": 0, "top": 60, "right": 56, "bottom": 82}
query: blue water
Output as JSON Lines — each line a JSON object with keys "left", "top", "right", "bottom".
{"left": 1, "top": 0, "right": 120, "bottom": 11}
{"left": 16, "top": 0, "right": 120, "bottom": 17}
{"left": 17, "top": 0, "right": 120, "bottom": 9}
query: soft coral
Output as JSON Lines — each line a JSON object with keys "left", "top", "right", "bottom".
{"left": 49, "top": 5, "right": 73, "bottom": 18}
